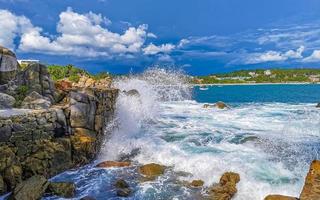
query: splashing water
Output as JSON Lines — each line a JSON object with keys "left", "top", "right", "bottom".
{"left": 43, "top": 69, "right": 320, "bottom": 200}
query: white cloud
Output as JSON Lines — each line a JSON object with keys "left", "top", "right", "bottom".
{"left": 0, "top": 10, "right": 34, "bottom": 50}
{"left": 0, "top": 8, "right": 177, "bottom": 58}
{"left": 143, "top": 43, "right": 175, "bottom": 55}
{"left": 245, "top": 46, "right": 305, "bottom": 64}
{"left": 303, "top": 50, "right": 320, "bottom": 62}
{"left": 177, "top": 39, "right": 190, "bottom": 48}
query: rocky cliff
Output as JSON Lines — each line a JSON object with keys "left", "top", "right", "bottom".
{"left": 0, "top": 46, "right": 118, "bottom": 196}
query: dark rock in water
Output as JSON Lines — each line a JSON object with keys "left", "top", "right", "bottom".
{"left": 118, "top": 148, "right": 141, "bottom": 161}
{"left": 47, "top": 182, "right": 76, "bottom": 198}
{"left": 139, "top": 163, "right": 165, "bottom": 178}
{"left": 124, "top": 89, "right": 140, "bottom": 97}
{"left": 300, "top": 160, "right": 320, "bottom": 200}
{"left": 80, "top": 196, "right": 96, "bottom": 200}
{"left": 207, "top": 172, "right": 240, "bottom": 200}
{"left": 0, "top": 46, "right": 18, "bottom": 85}
{"left": 96, "top": 161, "right": 131, "bottom": 168}
{"left": 264, "top": 195, "right": 298, "bottom": 200}
{"left": 190, "top": 180, "right": 204, "bottom": 188}
{"left": 0, "top": 92, "right": 16, "bottom": 109}
{"left": 115, "top": 179, "right": 129, "bottom": 189}
{"left": 215, "top": 101, "right": 230, "bottom": 109}
{"left": 11, "top": 175, "right": 49, "bottom": 200}
{"left": 117, "top": 188, "right": 132, "bottom": 197}
{"left": 316, "top": 103, "right": 320, "bottom": 108}
{"left": 115, "top": 179, "right": 131, "bottom": 197}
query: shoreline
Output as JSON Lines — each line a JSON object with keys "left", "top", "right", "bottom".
{"left": 193, "top": 82, "right": 320, "bottom": 86}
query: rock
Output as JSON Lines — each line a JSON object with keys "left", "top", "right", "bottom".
{"left": 55, "top": 80, "right": 72, "bottom": 91}
{"left": 21, "top": 91, "right": 51, "bottom": 109}
{"left": 0, "top": 92, "right": 16, "bottom": 109}
{"left": 115, "top": 179, "right": 131, "bottom": 197}
{"left": 203, "top": 104, "right": 214, "bottom": 108}
{"left": 190, "top": 179, "right": 204, "bottom": 187}
{"left": 215, "top": 101, "right": 229, "bottom": 109}
{"left": 0, "top": 46, "right": 18, "bottom": 85}
{"left": 300, "top": 160, "right": 320, "bottom": 200}
{"left": 124, "top": 89, "right": 140, "bottom": 97}
{"left": 0, "top": 124, "right": 12, "bottom": 142}
{"left": 18, "top": 63, "right": 56, "bottom": 102}
{"left": 207, "top": 172, "right": 240, "bottom": 200}
{"left": 139, "top": 163, "right": 165, "bottom": 177}
{"left": 12, "top": 175, "right": 49, "bottom": 200}
{"left": 316, "top": 103, "right": 320, "bottom": 108}
{"left": 96, "top": 161, "right": 131, "bottom": 168}
{"left": 0, "top": 175, "right": 7, "bottom": 195}
{"left": 115, "top": 179, "right": 129, "bottom": 189}
{"left": 264, "top": 195, "right": 298, "bottom": 200}
{"left": 47, "top": 182, "right": 76, "bottom": 198}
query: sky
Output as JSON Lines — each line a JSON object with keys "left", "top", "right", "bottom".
{"left": 1, "top": 0, "right": 320, "bottom": 75}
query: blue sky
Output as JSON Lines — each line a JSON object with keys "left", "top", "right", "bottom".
{"left": 1, "top": 0, "right": 320, "bottom": 75}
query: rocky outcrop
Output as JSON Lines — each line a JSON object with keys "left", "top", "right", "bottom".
{"left": 300, "top": 160, "right": 320, "bottom": 200}
{"left": 264, "top": 195, "right": 298, "bottom": 200}
{"left": 0, "top": 46, "right": 18, "bottom": 85}
{"left": 21, "top": 91, "right": 51, "bottom": 109}
{"left": 0, "top": 92, "right": 15, "bottom": 109}
{"left": 17, "top": 63, "right": 56, "bottom": 103}
{"left": 207, "top": 172, "right": 240, "bottom": 200}
{"left": 47, "top": 182, "right": 76, "bottom": 198}
{"left": 11, "top": 175, "right": 49, "bottom": 200}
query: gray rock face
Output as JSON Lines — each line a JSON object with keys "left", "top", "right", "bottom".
{"left": 0, "top": 46, "right": 18, "bottom": 85}
{"left": 0, "top": 92, "right": 16, "bottom": 109}
{"left": 12, "top": 175, "right": 49, "bottom": 200}
{"left": 21, "top": 91, "right": 51, "bottom": 109}
{"left": 18, "top": 63, "right": 56, "bottom": 103}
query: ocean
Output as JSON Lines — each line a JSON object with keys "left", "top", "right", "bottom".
{"left": 44, "top": 69, "right": 320, "bottom": 200}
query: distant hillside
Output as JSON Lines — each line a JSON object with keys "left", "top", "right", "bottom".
{"left": 193, "top": 69, "right": 320, "bottom": 84}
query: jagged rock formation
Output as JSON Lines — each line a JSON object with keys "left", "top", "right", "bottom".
{"left": 0, "top": 46, "right": 119, "bottom": 197}
{"left": 0, "top": 46, "right": 18, "bottom": 85}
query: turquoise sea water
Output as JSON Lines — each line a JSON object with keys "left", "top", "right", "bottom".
{"left": 193, "top": 84, "right": 320, "bottom": 103}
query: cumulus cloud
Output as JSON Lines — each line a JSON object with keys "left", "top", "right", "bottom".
{"left": 303, "top": 50, "right": 320, "bottom": 62}
{"left": 245, "top": 46, "right": 304, "bottom": 64}
{"left": 0, "top": 8, "right": 178, "bottom": 58}
{"left": 143, "top": 43, "right": 175, "bottom": 55}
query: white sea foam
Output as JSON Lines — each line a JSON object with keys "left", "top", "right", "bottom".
{"left": 100, "top": 68, "right": 320, "bottom": 200}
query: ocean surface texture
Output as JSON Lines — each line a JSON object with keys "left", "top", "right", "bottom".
{"left": 45, "top": 70, "right": 320, "bottom": 200}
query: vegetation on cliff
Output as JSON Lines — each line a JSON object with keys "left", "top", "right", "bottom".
{"left": 193, "top": 68, "right": 320, "bottom": 84}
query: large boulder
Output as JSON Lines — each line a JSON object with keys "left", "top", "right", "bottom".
{"left": 47, "top": 182, "right": 76, "bottom": 198}
{"left": 0, "top": 92, "right": 16, "bottom": 109}
{"left": 18, "top": 63, "right": 56, "bottom": 102}
{"left": 139, "top": 163, "right": 165, "bottom": 177}
{"left": 0, "top": 46, "right": 18, "bottom": 85}
{"left": 21, "top": 91, "right": 51, "bottom": 109}
{"left": 300, "top": 160, "right": 320, "bottom": 200}
{"left": 207, "top": 172, "right": 240, "bottom": 200}
{"left": 11, "top": 175, "right": 49, "bottom": 200}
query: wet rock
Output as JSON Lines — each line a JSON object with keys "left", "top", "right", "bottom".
{"left": 264, "top": 195, "right": 298, "bottom": 200}
{"left": 139, "top": 163, "right": 165, "bottom": 177}
{"left": 214, "top": 101, "right": 229, "bottom": 109}
{"left": 207, "top": 172, "right": 240, "bottom": 200}
{"left": 47, "top": 182, "right": 76, "bottom": 198}
{"left": 190, "top": 179, "right": 204, "bottom": 187}
{"left": 11, "top": 175, "right": 49, "bottom": 200}
{"left": 0, "top": 92, "right": 16, "bottom": 109}
{"left": 0, "top": 46, "right": 18, "bottom": 85}
{"left": 203, "top": 104, "right": 214, "bottom": 108}
{"left": 115, "top": 179, "right": 131, "bottom": 197}
{"left": 316, "top": 103, "right": 320, "bottom": 108}
{"left": 21, "top": 91, "right": 51, "bottom": 109}
{"left": 300, "top": 160, "right": 320, "bottom": 200}
{"left": 96, "top": 161, "right": 131, "bottom": 168}
{"left": 124, "top": 89, "right": 140, "bottom": 97}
